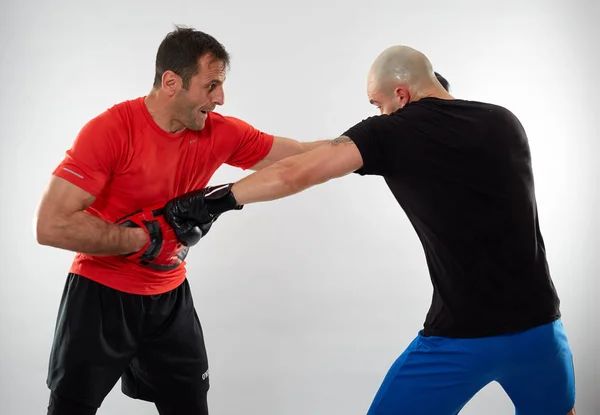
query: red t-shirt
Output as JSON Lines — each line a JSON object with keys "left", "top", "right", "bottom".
{"left": 52, "top": 96, "right": 274, "bottom": 295}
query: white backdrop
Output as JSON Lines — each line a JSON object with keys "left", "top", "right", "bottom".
{"left": 1, "top": 0, "right": 598, "bottom": 414}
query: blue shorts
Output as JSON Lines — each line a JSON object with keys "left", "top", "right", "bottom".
{"left": 367, "top": 319, "right": 575, "bottom": 415}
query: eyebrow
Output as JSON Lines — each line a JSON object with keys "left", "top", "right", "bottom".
{"left": 369, "top": 99, "right": 380, "bottom": 105}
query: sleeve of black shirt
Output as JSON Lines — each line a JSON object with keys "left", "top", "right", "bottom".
{"left": 342, "top": 114, "right": 398, "bottom": 176}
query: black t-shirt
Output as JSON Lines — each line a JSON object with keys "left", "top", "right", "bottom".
{"left": 343, "top": 97, "right": 561, "bottom": 338}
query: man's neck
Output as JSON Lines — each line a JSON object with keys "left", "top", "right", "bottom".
{"left": 412, "top": 86, "right": 454, "bottom": 102}
{"left": 144, "top": 90, "right": 186, "bottom": 134}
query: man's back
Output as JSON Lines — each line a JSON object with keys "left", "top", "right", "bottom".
{"left": 347, "top": 98, "right": 561, "bottom": 338}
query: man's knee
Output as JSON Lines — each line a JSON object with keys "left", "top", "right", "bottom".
{"left": 566, "top": 408, "right": 576, "bottom": 415}
{"left": 47, "top": 391, "right": 98, "bottom": 415}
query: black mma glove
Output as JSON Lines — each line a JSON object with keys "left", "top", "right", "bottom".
{"left": 164, "top": 183, "right": 243, "bottom": 241}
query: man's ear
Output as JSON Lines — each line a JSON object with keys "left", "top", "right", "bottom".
{"left": 394, "top": 85, "right": 411, "bottom": 109}
{"left": 161, "top": 71, "right": 181, "bottom": 96}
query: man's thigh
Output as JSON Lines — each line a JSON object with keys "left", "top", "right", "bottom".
{"left": 47, "top": 391, "right": 98, "bottom": 415}
{"left": 121, "top": 279, "right": 210, "bottom": 415}
{"left": 498, "top": 319, "right": 576, "bottom": 415}
{"left": 366, "top": 332, "right": 494, "bottom": 415}
{"left": 47, "top": 273, "right": 139, "bottom": 410}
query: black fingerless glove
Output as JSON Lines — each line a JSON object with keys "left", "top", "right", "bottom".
{"left": 164, "top": 183, "right": 243, "bottom": 240}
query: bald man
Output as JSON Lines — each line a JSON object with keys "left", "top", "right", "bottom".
{"left": 163, "top": 46, "right": 576, "bottom": 415}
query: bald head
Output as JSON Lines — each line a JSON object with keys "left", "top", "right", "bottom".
{"left": 367, "top": 45, "right": 451, "bottom": 115}
{"left": 369, "top": 45, "right": 434, "bottom": 90}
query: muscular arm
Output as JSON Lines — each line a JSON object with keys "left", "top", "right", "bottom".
{"left": 34, "top": 176, "right": 147, "bottom": 255}
{"left": 300, "top": 139, "right": 332, "bottom": 151}
{"left": 248, "top": 136, "right": 331, "bottom": 171}
{"left": 232, "top": 136, "right": 363, "bottom": 204}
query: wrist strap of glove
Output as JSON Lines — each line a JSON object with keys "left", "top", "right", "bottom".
{"left": 165, "top": 183, "right": 243, "bottom": 228}
{"left": 204, "top": 183, "right": 243, "bottom": 215}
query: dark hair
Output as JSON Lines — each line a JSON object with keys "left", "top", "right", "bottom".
{"left": 434, "top": 71, "right": 450, "bottom": 93}
{"left": 153, "top": 25, "right": 230, "bottom": 89}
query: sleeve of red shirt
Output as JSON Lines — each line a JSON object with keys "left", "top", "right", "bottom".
{"left": 223, "top": 116, "right": 274, "bottom": 170}
{"left": 52, "top": 111, "right": 123, "bottom": 197}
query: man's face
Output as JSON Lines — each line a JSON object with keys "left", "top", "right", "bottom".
{"left": 367, "top": 72, "right": 409, "bottom": 115}
{"left": 173, "top": 54, "right": 226, "bottom": 131}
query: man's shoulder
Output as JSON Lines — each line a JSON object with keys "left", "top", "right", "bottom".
{"left": 413, "top": 97, "right": 507, "bottom": 111}
{"left": 90, "top": 97, "right": 144, "bottom": 128}
{"left": 409, "top": 98, "right": 521, "bottom": 127}
{"left": 451, "top": 99, "right": 523, "bottom": 129}
{"left": 428, "top": 98, "right": 516, "bottom": 117}
{"left": 110, "top": 96, "right": 144, "bottom": 110}
{"left": 73, "top": 98, "right": 150, "bottom": 151}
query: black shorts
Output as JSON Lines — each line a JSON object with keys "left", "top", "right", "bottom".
{"left": 46, "top": 273, "right": 210, "bottom": 413}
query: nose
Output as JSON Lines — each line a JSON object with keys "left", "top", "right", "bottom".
{"left": 212, "top": 86, "right": 225, "bottom": 106}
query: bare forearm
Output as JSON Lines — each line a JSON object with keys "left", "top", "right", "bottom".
{"left": 231, "top": 161, "right": 305, "bottom": 205}
{"left": 301, "top": 140, "right": 331, "bottom": 151}
{"left": 250, "top": 139, "right": 332, "bottom": 171}
{"left": 231, "top": 137, "right": 362, "bottom": 206}
{"left": 36, "top": 211, "right": 147, "bottom": 255}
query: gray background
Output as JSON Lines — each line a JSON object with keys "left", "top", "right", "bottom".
{"left": 1, "top": 0, "right": 598, "bottom": 414}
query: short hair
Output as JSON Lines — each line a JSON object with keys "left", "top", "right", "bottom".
{"left": 153, "top": 25, "right": 230, "bottom": 89}
{"left": 434, "top": 72, "right": 450, "bottom": 93}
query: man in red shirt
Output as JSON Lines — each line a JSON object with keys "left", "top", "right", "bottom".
{"left": 34, "top": 26, "right": 326, "bottom": 415}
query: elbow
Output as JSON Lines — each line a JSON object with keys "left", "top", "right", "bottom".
{"left": 34, "top": 214, "right": 60, "bottom": 247}
{"left": 34, "top": 218, "right": 52, "bottom": 246}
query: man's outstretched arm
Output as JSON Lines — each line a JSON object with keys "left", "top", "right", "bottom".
{"left": 232, "top": 136, "right": 363, "bottom": 204}
{"left": 162, "top": 136, "right": 364, "bottom": 229}
{"left": 248, "top": 136, "right": 333, "bottom": 171}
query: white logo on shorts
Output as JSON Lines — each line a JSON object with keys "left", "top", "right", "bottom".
{"left": 202, "top": 369, "right": 209, "bottom": 381}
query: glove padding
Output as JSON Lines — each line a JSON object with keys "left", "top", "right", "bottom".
{"left": 116, "top": 203, "right": 202, "bottom": 271}
{"left": 164, "top": 183, "right": 242, "bottom": 237}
